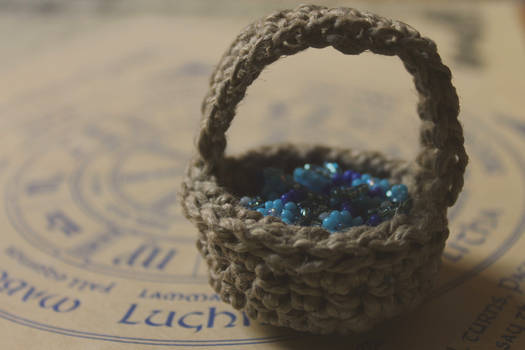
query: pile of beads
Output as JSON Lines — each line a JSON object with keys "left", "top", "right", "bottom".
{"left": 239, "top": 162, "right": 410, "bottom": 232}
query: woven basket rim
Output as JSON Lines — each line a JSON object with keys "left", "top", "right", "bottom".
{"left": 183, "top": 143, "right": 448, "bottom": 257}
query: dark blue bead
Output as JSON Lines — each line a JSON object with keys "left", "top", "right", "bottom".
{"left": 368, "top": 186, "right": 383, "bottom": 197}
{"left": 331, "top": 172, "right": 344, "bottom": 185}
{"left": 284, "top": 189, "right": 305, "bottom": 203}
{"left": 367, "top": 214, "right": 381, "bottom": 226}
{"left": 342, "top": 202, "right": 360, "bottom": 217}
{"left": 342, "top": 170, "right": 355, "bottom": 183}
{"left": 281, "top": 189, "right": 299, "bottom": 203}
{"left": 280, "top": 192, "right": 291, "bottom": 203}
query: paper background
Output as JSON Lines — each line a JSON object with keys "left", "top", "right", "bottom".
{"left": 0, "top": 1, "right": 524, "bottom": 349}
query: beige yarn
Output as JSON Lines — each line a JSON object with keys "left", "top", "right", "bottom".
{"left": 181, "top": 4, "right": 468, "bottom": 334}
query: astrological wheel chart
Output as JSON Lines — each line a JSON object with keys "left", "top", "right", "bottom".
{"left": 0, "top": 111, "right": 524, "bottom": 346}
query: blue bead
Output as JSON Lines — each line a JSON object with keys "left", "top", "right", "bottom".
{"left": 284, "top": 201, "right": 297, "bottom": 212}
{"left": 240, "top": 196, "right": 252, "bottom": 207}
{"left": 397, "top": 184, "right": 408, "bottom": 197}
{"left": 366, "top": 177, "right": 379, "bottom": 187}
{"left": 387, "top": 184, "right": 408, "bottom": 203}
{"left": 281, "top": 209, "right": 294, "bottom": 221}
{"left": 256, "top": 208, "right": 267, "bottom": 215}
{"left": 368, "top": 185, "right": 383, "bottom": 197}
{"left": 367, "top": 214, "right": 381, "bottom": 226}
{"left": 378, "top": 179, "right": 390, "bottom": 191}
{"left": 352, "top": 216, "right": 364, "bottom": 226}
{"left": 273, "top": 199, "right": 283, "bottom": 212}
{"left": 352, "top": 179, "right": 364, "bottom": 187}
{"left": 331, "top": 172, "right": 344, "bottom": 185}
{"left": 324, "top": 162, "right": 340, "bottom": 174}
{"left": 329, "top": 210, "right": 341, "bottom": 221}
{"left": 293, "top": 167, "right": 305, "bottom": 181}
{"left": 268, "top": 208, "right": 279, "bottom": 217}
{"left": 264, "top": 201, "right": 273, "bottom": 209}
{"left": 342, "top": 170, "right": 354, "bottom": 183}
{"left": 318, "top": 211, "right": 330, "bottom": 220}
{"left": 342, "top": 202, "right": 360, "bottom": 217}
{"left": 282, "top": 217, "right": 293, "bottom": 224}
{"left": 281, "top": 189, "right": 303, "bottom": 203}
{"left": 322, "top": 216, "right": 338, "bottom": 231}
{"left": 361, "top": 174, "right": 371, "bottom": 183}
{"left": 340, "top": 210, "right": 352, "bottom": 225}
{"left": 293, "top": 165, "right": 332, "bottom": 193}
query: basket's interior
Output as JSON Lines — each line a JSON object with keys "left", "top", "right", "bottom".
{"left": 215, "top": 143, "right": 402, "bottom": 199}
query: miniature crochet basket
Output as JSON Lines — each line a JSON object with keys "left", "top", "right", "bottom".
{"left": 181, "top": 5, "right": 467, "bottom": 334}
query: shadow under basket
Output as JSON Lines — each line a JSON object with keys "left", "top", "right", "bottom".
{"left": 181, "top": 5, "right": 467, "bottom": 334}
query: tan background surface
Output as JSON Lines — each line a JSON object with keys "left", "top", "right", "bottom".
{"left": 0, "top": 1, "right": 524, "bottom": 349}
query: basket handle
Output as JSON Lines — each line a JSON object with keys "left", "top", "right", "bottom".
{"left": 196, "top": 5, "right": 467, "bottom": 207}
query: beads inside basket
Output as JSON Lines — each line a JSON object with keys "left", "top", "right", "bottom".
{"left": 239, "top": 162, "right": 410, "bottom": 232}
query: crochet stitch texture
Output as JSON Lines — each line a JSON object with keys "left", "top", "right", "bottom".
{"left": 181, "top": 4, "right": 468, "bottom": 334}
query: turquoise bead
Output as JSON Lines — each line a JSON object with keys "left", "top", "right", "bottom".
{"left": 281, "top": 209, "right": 295, "bottom": 221}
{"left": 329, "top": 210, "right": 341, "bottom": 221}
{"left": 284, "top": 201, "right": 297, "bottom": 212}
{"left": 366, "top": 177, "right": 378, "bottom": 186}
{"left": 340, "top": 210, "right": 352, "bottom": 225}
{"left": 378, "top": 179, "right": 390, "bottom": 191}
{"left": 293, "top": 167, "right": 305, "bottom": 180}
{"left": 351, "top": 179, "right": 364, "bottom": 186}
{"left": 386, "top": 184, "right": 409, "bottom": 203}
{"left": 324, "top": 162, "right": 340, "bottom": 174}
{"left": 318, "top": 211, "right": 330, "bottom": 220}
{"left": 257, "top": 208, "right": 267, "bottom": 215}
{"left": 268, "top": 208, "right": 279, "bottom": 217}
{"left": 282, "top": 217, "right": 293, "bottom": 224}
{"left": 273, "top": 199, "right": 283, "bottom": 212}
{"left": 361, "top": 174, "right": 371, "bottom": 183}
{"left": 264, "top": 201, "right": 273, "bottom": 209}
{"left": 352, "top": 216, "right": 364, "bottom": 226}
{"left": 322, "top": 216, "right": 338, "bottom": 231}
{"left": 293, "top": 165, "right": 331, "bottom": 192}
